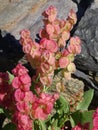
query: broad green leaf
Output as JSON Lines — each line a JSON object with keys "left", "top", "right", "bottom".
{"left": 55, "top": 95, "right": 70, "bottom": 114}
{"left": 52, "top": 118, "right": 58, "bottom": 126}
{"left": 38, "top": 120, "right": 46, "bottom": 130}
{"left": 53, "top": 95, "right": 70, "bottom": 128}
{"left": 3, "top": 122, "right": 16, "bottom": 130}
{"left": 48, "top": 126, "right": 51, "bottom": 130}
{"left": 81, "top": 110, "right": 94, "bottom": 128}
{"left": 70, "top": 110, "right": 81, "bottom": 127}
{"left": 7, "top": 71, "right": 14, "bottom": 84}
{"left": 70, "top": 110, "right": 94, "bottom": 130}
{"left": 0, "top": 107, "right": 4, "bottom": 113}
{"left": 33, "top": 120, "right": 39, "bottom": 130}
{"left": 48, "top": 126, "right": 52, "bottom": 130}
{"left": 77, "top": 89, "right": 94, "bottom": 111}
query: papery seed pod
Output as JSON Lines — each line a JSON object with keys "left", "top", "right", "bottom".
{"left": 51, "top": 70, "right": 84, "bottom": 112}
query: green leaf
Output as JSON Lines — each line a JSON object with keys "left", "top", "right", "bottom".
{"left": 33, "top": 120, "right": 46, "bottom": 130}
{"left": 7, "top": 71, "right": 14, "bottom": 84}
{"left": 48, "top": 126, "right": 60, "bottom": 130}
{"left": 53, "top": 127, "right": 60, "bottom": 130}
{"left": 81, "top": 110, "right": 94, "bottom": 128}
{"left": 3, "top": 122, "right": 16, "bottom": 130}
{"left": 47, "top": 126, "right": 52, "bottom": 130}
{"left": 53, "top": 95, "right": 70, "bottom": 128}
{"left": 38, "top": 120, "right": 46, "bottom": 130}
{"left": 52, "top": 118, "right": 58, "bottom": 128}
{"left": 0, "top": 107, "right": 4, "bottom": 114}
{"left": 55, "top": 95, "right": 70, "bottom": 114}
{"left": 76, "top": 89, "right": 94, "bottom": 111}
{"left": 70, "top": 110, "right": 94, "bottom": 130}
{"left": 58, "top": 114, "right": 68, "bottom": 128}
{"left": 70, "top": 110, "right": 82, "bottom": 127}
{"left": 51, "top": 119, "right": 60, "bottom": 130}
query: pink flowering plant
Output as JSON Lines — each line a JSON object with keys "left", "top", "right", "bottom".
{"left": 0, "top": 6, "right": 98, "bottom": 130}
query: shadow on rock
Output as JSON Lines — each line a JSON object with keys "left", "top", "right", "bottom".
{"left": 73, "top": 7, "right": 98, "bottom": 94}
{"left": 72, "top": 0, "right": 94, "bottom": 35}
{"left": 0, "top": 30, "right": 24, "bottom": 72}
{"left": 73, "top": 0, "right": 94, "bottom": 20}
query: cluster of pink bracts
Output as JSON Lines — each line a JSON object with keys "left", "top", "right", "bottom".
{"left": 0, "top": 64, "right": 59, "bottom": 130}
{"left": 92, "top": 108, "right": 98, "bottom": 130}
{"left": 20, "top": 5, "right": 81, "bottom": 88}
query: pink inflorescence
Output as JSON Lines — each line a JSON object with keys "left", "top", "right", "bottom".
{"left": 92, "top": 108, "right": 98, "bottom": 130}
{"left": 12, "top": 64, "right": 33, "bottom": 130}
{"left": 32, "top": 93, "right": 59, "bottom": 120}
{"left": 0, "top": 72, "right": 14, "bottom": 110}
{"left": 20, "top": 5, "right": 81, "bottom": 86}
{"left": 11, "top": 64, "right": 59, "bottom": 130}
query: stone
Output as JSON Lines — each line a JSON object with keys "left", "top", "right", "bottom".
{"left": 72, "top": 0, "right": 94, "bottom": 22}
{"left": 74, "top": 8, "right": 98, "bottom": 72}
{"left": 0, "top": 0, "right": 46, "bottom": 31}
{"left": 73, "top": 7, "right": 98, "bottom": 91}
{"left": 91, "top": 0, "right": 98, "bottom": 9}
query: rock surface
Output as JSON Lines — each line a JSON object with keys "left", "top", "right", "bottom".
{"left": 73, "top": 6, "right": 98, "bottom": 92}
{"left": 0, "top": 0, "right": 46, "bottom": 31}
{"left": 74, "top": 8, "right": 98, "bottom": 71}
{"left": 91, "top": 0, "right": 98, "bottom": 9}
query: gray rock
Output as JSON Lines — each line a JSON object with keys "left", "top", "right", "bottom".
{"left": 73, "top": 7, "right": 98, "bottom": 92}
{"left": 74, "top": 8, "right": 98, "bottom": 72}
{"left": 72, "top": 0, "right": 94, "bottom": 22}
{"left": 0, "top": 0, "right": 42, "bottom": 31}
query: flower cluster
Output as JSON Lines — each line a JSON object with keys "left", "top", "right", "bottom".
{"left": 40, "top": 6, "right": 77, "bottom": 47}
{"left": 12, "top": 64, "right": 33, "bottom": 130}
{"left": 20, "top": 6, "right": 81, "bottom": 87}
{"left": 32, "top": 93, "right": 59, "bottom": 120}
{"left": 12, "top": 64, "right": 58, "bottom": 130}
{"left": 0, "top": 72, "right": 14, "bottom": 110}
{"left": 92, "top": 108, "right": 98, "bottom": 130}
{"left": 12, "top": 64, "right": 31, "bottom": 91}
{"left": 0, "top": 64, "right": 58, "bottom": 130}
